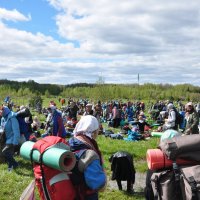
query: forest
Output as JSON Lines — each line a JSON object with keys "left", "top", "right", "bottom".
{"left": 0, "top": 79, "right": 199, "bottom": 104}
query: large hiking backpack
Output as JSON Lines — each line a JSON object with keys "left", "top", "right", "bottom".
{"left": 147, "top": 164, "right": 200, "bottom": 200}
{"left": 16, "top": 107, "right": 33, "bottom": 141}
{"left": 31, "top": 136, "right": 76, "bottom": 200}
{"left": 17, "top": 107, "right": 31, "bottom": 118}
{"left": 159, "top": 134, "right": 200, "bottom": 161}
{"left": 145, "top": 134, "right": 200, "bottom": 200}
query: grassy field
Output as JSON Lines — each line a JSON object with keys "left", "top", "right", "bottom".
{"left": 0, "top": 98, "right": 160, "bottom": 199}
{"left": 0, "top": 132, "right": 159, "bottom": 200}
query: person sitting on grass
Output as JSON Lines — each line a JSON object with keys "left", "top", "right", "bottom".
{"left": 135, "top": 115, "right": 152, "bottom": 134}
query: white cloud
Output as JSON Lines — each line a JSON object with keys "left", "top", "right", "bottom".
{"left": 0, "top": 8, "right": 31, "bottom": 22}
{"left": 0, "top": 2, "right": 200, "bottom": 85}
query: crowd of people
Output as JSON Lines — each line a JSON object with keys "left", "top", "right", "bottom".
{"left": 0, "top": 96, "right": 199, "bottom": 199}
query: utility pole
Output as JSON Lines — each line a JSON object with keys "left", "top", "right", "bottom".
{"left": 138, "top": 73, "right": 140, "bottom": 85}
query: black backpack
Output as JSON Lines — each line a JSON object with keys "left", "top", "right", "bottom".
{"left": 170, "top": 108, "right": 183, "bottom": 126}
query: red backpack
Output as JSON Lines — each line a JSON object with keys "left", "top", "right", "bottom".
{"left": 31, "top": 136, "right": 76, "bottom": 200}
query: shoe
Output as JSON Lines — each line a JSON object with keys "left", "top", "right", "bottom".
{"left": 8, "top": 166, "right": 13, "bottom": 172}
{"left": 8, "top": 162, "right": 18, "bottom": 172}
{"left": 13, "top": 162, "right": 19, "bottom": 169}
{"left": 127, "top": 189, "right": 134, "bottom": 194}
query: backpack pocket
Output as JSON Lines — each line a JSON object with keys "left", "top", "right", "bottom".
{"left": 35, "top": 169, "right": 76, "bottom": 200}
{"left": 180, "top": 165, "right": 200, "bottom": 200}
{"left": 151, "top": 169, "right": 180, "bottom": 200}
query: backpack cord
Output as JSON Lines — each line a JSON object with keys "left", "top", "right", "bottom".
{"left": 39, "top": 152, "right": 51, "bottom": 200}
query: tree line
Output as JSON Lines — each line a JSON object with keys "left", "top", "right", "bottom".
{"left": 0, "top": 79, "right": 199, "bottom": 103}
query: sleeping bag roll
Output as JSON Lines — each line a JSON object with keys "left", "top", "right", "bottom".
{"left": 151, "top": 132, "right": 163, "bottom": 137}
{"left": 20, "top": 141, "right": 76, "bottom": 172}
{"left": 159, "top": 134, "right": 200, "bottom": 160}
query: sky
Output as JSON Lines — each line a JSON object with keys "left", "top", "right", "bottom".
{"left": 0, "top": 0, "right": 200, "bottom": 86}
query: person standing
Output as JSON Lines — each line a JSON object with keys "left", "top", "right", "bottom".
{"left": 126, "top": 102, "right": 134, "bottom": 122}
{"left": 0, "top": 106, "right": 20, "bottom": 171}
{"left": 47, "top": 101, "right": 67, "bottom": 138}
{"left": 65, "top": 101, "right": 79, "bottom": 120}
{"left": 69, "top": 115, "right": 106, "bottom": 200}
{"left": 184, "top": 102, "right": 199, "bottom": 135}
{"left": 112, "top": 105, "right": 120, "bottom": 128}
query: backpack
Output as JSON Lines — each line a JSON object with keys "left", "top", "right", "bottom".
{"left": 29, "top": 136, "right": 99, "bottom": 200}
{"left": 145, "top": 135, "right": 200, "bottom": 200}
{"left": 172, "top": 108, "right": 183, "bottom": 127}
{"left": 147, "top": 165, "right": 200, "bottom": 200}
{"left": 16, "top": 107, "right": 33, "bottom": 140}
{"left": 31, "top": 136, "right": 76, "bottom": 200}
{"left": 104, "top": 129, "right": 114, "bottom": 137}
{"left": 159, "top": 134, "right": 200, "bottom": 161}
{"left": 17, "top": 107, "right": 31, "bottom": 118}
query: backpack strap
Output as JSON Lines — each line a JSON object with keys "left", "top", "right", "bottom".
{"left": 153, "top": 175, "right": 160, "bottom": 200}
{"left": 187, "top": 176, "right": 198, "bottom": 200}
{"left": 30, "top": 147, "right": 52, "bottom": 200}
{"left": 30, "top": 148, "right": 35, "bottom": 173}
{"left": 172, "top": 162, "right": 180, "bottom": 181}
{"left": 172, "top": 162, "right": 183, "bottom": 199}
{"left": 78, "top": 149, "right": 99, "bottom": 172}
{"left": 39, "top": 151, "right": 51, "bottom": 200}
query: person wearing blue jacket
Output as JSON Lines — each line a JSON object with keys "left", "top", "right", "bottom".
{"left": 69, "top": 115, "right": 106, "bottom": 200}
{"left": 47, "top": 101, "right": 67, "bottom": 138}
{"left": 0, "top": 106, "right": 20, "bottom": 171}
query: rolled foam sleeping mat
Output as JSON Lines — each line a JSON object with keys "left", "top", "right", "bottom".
{"left": 146, "top": 149, "right": 199, "bottom": 170}
{"left": 20, "top": 141, "right": 76, "bottom": 172}
{"left": 151, "top": 132, "right": 163, "bottom": 137}
{"left": 151, "top": 123, "right": 161, "bottom": 127}
{"left": 159, "top": 134, "right": 200, "bottom": 160}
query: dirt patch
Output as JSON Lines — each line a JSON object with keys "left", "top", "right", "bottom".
{"left": 107, "top": 172, "right": 146, "bottom": 192}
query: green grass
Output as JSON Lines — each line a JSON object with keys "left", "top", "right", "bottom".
{"left": 0, "top": 101, "right": 159, "bottom": 200}
{"left": 0, "top": 135, "right": 158, "bottom": 200}
{"left": 0, "top": 157, "right": 34, "bottom": 200}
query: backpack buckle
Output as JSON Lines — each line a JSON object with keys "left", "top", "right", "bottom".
{"left": 188, "top": 176, "right": 197, "bottom": 193}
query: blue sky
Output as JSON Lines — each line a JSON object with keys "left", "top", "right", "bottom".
{"left": 0, "top": 0, "right": 199, "bottom": 86}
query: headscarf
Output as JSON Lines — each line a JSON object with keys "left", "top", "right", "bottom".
{"left": 167, "top": 103, "right": 174, "bottom": 110}
{"left": 73, "top": 115, "right": 99, "bottom": 138}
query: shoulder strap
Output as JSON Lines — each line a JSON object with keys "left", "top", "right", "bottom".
{"left": 30, "top": 147, "right": 51, "bottom": 200}
{"left": 78, "top": 149, "right": 99, "bottom": 172}
{"left": 187, "top": 176, "right": 198, "bottom": 200}
{"left": 172, "top": 162, "right": 183, "bottom": 199}
{"left": 181, "top": 168, "right": 199, "bottom": 200}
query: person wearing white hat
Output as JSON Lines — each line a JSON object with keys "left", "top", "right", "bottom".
{"left": 83, "top": 103, "right": 94, "bottom": 116}
{"left": 162, "top": 103, "right": 177, "bottom": 131}
{"left": 45, "top": 101, "right": 67, "bottom": 138}
{"left": 69, "top": 115, "right": 106, "bottom": 200}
